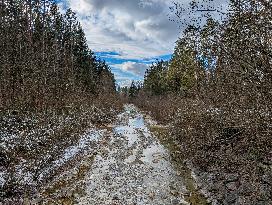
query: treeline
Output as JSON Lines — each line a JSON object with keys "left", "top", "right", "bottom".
{"left": 118, "top": 80, "right": 142, "bottom": 99}
{"left": 0, "top": 0, "right": 116, "bottom": 112}
{"left": 134, "top": 0, "right": 272, "bottom": 204}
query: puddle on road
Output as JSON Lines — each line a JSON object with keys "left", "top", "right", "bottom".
{"left": 129, "top": 115, "right": 145, "bottom": 129}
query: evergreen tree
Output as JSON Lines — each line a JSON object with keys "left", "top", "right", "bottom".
{"left": 129, "top": 81, "right": 138, "bottom": 98}
{"left": 0, "top": 0, "right": 117, "bottom": 111}
{"left": 144, "top": 60, "right": 168, "bottom": 95}
{"left": 167, "top": 37, "right": 198, "bottom": 93}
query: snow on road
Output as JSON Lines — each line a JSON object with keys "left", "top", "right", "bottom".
{"left": 77, "top": 104, "right": 189, "bottom": 205}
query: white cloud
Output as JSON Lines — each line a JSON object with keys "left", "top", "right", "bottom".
{"left": 59, "top": 0, "right": 229, "bottom": 83}
{"left": 61, "top": 0, "right": 229, "bottom": 59}
{"left": 61, "top": 0, "right": 182, "bottom": 59}
{"left": 117, "top": 79, "right": 134, "bottom": 87}
{"left": 115, "top": 62, "right": 149, "bottom": 76}
{"left": 69, "top": 0, "right": 92, "bottom": 14}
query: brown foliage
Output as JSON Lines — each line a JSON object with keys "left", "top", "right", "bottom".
{"left": 135, "top": 1, "right": 272, "bottom": 203}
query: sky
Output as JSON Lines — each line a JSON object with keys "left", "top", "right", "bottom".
{"left": 58, "top": 0, "right": 229, "bottom": 87}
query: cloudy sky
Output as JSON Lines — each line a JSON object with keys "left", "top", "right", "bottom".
{"left": 59, "top": 0, "right": 229, "bottom": 86}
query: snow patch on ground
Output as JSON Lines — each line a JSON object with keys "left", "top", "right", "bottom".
{"left": 0, "top": 171, "right": 6, "bottom": 187}
{"left": 77, "top": 104, "right": 189, "bottom": 205}
{"left": 54, "top": 129, "right": 104, "bottom": 167}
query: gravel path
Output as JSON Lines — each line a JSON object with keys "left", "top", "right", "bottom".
{"left": 77, "top": 104, "right": 189, "bottom": 205}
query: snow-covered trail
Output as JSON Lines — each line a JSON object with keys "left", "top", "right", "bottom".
{"left": 77, "top": 104, "right": 189, "bottom": 205}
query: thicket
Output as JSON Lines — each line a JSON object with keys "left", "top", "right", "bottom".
{"left": 134, "top": 0, "right": 272, "bottom": 203}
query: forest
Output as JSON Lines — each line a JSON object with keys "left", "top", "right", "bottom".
{"left": 125, "top": 0, "right": 272, "bottom": 204}
{"left": 0, "top": 0, "right": 122, "bottom": 203}
{"left": 0, "top": 0, "right": 118, "bottom": 111}
{"left": 1, "top": 0, "right": 271, "bottom": 204}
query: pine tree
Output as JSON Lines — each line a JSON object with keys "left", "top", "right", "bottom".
{"left": 144, "top": 60, "right": 168, "bottom": 95}
{"left": 0, "top": 0, "right": 117, "bottom": 111}
{"left": 129, "top": 81, "right": 138, "bottom": 98}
